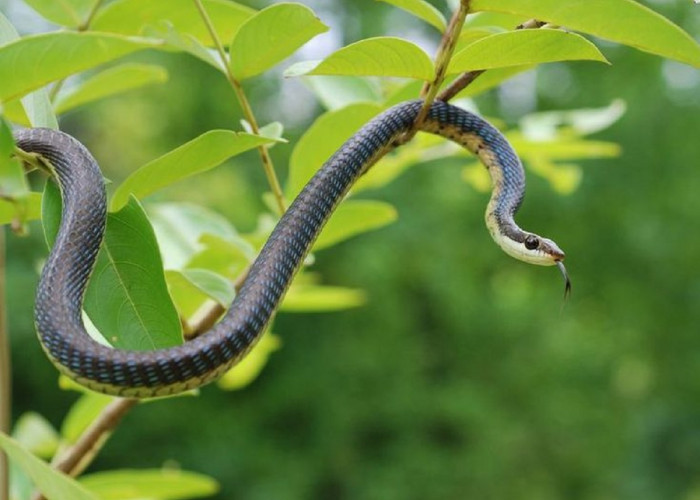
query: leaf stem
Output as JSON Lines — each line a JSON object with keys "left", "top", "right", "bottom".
{"left": 0, "top": 227, "right": 9, "bottom": 500}
{"left": 192, "top": 0, "right": 286, "bottom": 215}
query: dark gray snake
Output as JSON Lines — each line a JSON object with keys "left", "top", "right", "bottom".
{"left": 13, "top": 99, "right": 567, "bottom": 397}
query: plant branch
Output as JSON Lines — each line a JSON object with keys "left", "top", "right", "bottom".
{"left": 438, "top": 19, "right": 546, "bottom": 102}
{"left": 0, "top": 227, "right": 10, "bottom": 500}
{"left": 192, "top": 0, "right": 286, "bottom": 215}
{"left": 408, "top": 0, "right": 471, "bottom": 137}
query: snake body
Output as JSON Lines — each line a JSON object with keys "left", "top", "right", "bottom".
{"left": 14, "top": 100, "right": 566, "bottom": 397}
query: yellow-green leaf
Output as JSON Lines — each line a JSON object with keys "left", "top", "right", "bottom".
{"left": 12, "top": 413, "right": 60, "bottom": 459}
{"left": 281, "top": 285, "right": 367, "bottom": 312}
{"left": 286, "top": 103, "right": 383, "bottom": 198}
{"left": 110, "top": 131, "right": 277, "bottom": 211}
{"left": 0, "top": 32, "right": 160, "bottom": 102}
{"left": 24, "top": 0, "right": 99, "bottom": 28}
{"left": 376, "top": 0, "right": 447, "bottom": 31}
{"left": 60, "top": 393, "right": 113, "bottom": 444}
{"left": 0, "top": 432, "right": 97, "bottom": 500}
{"left": 0, "top": 192, "right": 42, "bottom": 226}
{"left": 55, "top": 63, "right": 168, "bottom": 114}
{"left": 314, "top": 200, "right": 398, "bottom": 251}
{"left": 80, "top": 469, "right": 219, "bottom": 500}
{"left": 92, "top": 0, "right": 255, "bottom": 47}
{"left": 218, "top": 332, "right": 280, "bottom": 390}
{"left": 230, "top": 2, "right": 328, "bottom": 80}
{"left": 302, "top": 75, "right": 382, "bottom": 110}
{"left": 285, "top": 37, "right": 434, "bottom": 80}
{"left": 471, "top": 0, "right": 700, "bottom": 68}
{"left": 448, "top": 30, "right": 608, "bottom": 74}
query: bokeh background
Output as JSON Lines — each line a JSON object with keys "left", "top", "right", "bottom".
{"left": 3, "top": 0, "right": 700, "bottom": 498}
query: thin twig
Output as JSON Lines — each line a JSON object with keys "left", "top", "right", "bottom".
{"left": 408, "top": 0, "right": 471, "bottom": 139}
{"left": 192, "top": 0, "right": 286, "bottom": 215}
{"left": 438, "top": 19, "right": 546, "bottom": 102}
{"left": 0, "top": 227, "right": 10, "bottom": 500}
{"left": 31, "top": 399, "right": 138, "bottom": 500}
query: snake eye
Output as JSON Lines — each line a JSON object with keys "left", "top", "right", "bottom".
{"left": 524, "top": 235, "right": 539, "bottom": 250}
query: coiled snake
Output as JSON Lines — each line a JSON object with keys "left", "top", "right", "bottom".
{"left": 13, "top": 100, "right": 569, "bottom": 397}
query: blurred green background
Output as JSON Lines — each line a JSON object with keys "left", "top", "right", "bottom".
{"left": 3, "top": 0, "right": 700, "bottom": 498}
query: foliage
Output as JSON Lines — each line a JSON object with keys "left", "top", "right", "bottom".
{"left": 1, "top": 0, "right": 699, "bottom": 499}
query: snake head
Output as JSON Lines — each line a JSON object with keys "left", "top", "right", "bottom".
{"left": 521, "top": 234, "right": 570, "bottom": 299}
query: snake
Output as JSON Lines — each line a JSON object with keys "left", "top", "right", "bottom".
{"left": 13, "top": 99, "right": 569, "bottom": 398}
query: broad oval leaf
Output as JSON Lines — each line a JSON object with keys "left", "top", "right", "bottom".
{"left": 230, "top": 2, "right": 328, "bottom": 80}
{"left": 0, "top": 193, "right": 42, "bottom": 226}
{"left": 285, "top": 37, "right": 435, "bottom": 80}
{"left": 55, "top": 63, "right": 168, "bottom": 114}
{"left": 218, "top": 332, "right": 280, "bottom": 390}
{"left": 24, "top": 0, "right": 99, "bottom": 28}
{"left": 377, "top": 0, "right": 447, "bottom": 31}
{"left": 286, "top": 102, "right": 383, "bottom": 198}
{"left": 110, "top": 131, "right": 277, "bottom": 211}
{"left": 0, "top": 12, "right": 57, "bottom": 128}
{"left": 166, "top": 268, "right": 234, "bottom": 320}
{"left": 92, "top": 0, "right": 255, "bottom": 47}
{"left": 80, "top": 469, "right": 219, "bottom": 500}
{"left": 471, "top": 0, "right": 700, "bottom": 68}
{"left": 314, "top": 199, "right": 398, "bottom": 251}
{"left": 0, "top": 32, "right": 160, "bottom": 102}
{"left": 0, "top": 432, "right": 96, "bottom": 500}
{"left": 12, "top": 413, "right": 59, "bottom": 459}
{"left": 448, "top": 29, "right": 608, "bottom": 73}
{"left": 302, "top": 75, "right": 382, "bottom": 110}
{"left": 281, "top": 285, "right": 367, "bottom": 312}
{"left": 43, "top": 183, "right": 183, "bottom": 350}
{"left": 148, "top": 202, "right": 239, "bottom": 270}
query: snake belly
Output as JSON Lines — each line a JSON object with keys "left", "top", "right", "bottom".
{"left": 14, "top": 100, "right": 524, "bottom": 397}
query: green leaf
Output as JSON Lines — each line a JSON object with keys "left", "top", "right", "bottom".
{"left": 92, "top": 0, "right": 255, "bottom": 48}
{"left": 61, "top": 393, "right": 113, "bottom": 444}
{"left": 302, "top": 75, "right": 382, "bottom": 110}
{"left": 0, "top": 192, "right": 42, "bottom": 226}
{"left": 519, "top": 99, "right": 627, "bottom": 139}
{"left": 23, "top": 0, "right": 99, "bottom": 28}
{"left": 0, "top": 32, "right": 161, "bottom": 102}
{"left": 187, "top": 234, "right": 252, "bottom": 281}
{"left": 471, "top": 0, "right": 700, "bottom": 68}
{"left": 43, "top": 183, "right": 183, "bottom": 350}
{"left": 144, "top": 22, "right": 224, "bottom": 71}
{"left": 314, "top": 200, "right": 398, "bottom": 251}
{"left": 448, "top": 29, "right": 608, "bottom": 73}
{"left": 0, "top": 432, "right": 97, "bottom": 500}
{"left": 376, "top": 0, "right": 447, "bottom": 31}
{"left": 12, "top": 413, "right": 60, "bottom": 459}
{"left": 284, "top": 37, "right": 435, "bottom": 80}
{"left": 166, "top": 269, "right": 234, "bottom": 320}
{"left": 0, "top": 12, "right": 58, "bottom": 128}
{"left": 230, "top": 2, "right": 328, "bottom": 80}
{"left": 110, "top": 131, "right": 277, "bottom": 211}
{"left": 451, "top": 65, "right": 533, "bottom": 98}
{"left": 510, "top": 135, "right": 622, "bottom": 160}
{"left": 179, "top": 269, "right": 235, "bottom": 305}
{"left": 54, "top": 63, "right": 168, "bottom": 114}
{"left": 286, "top": 103, "right": 383, "bottom": 198}
{"left": 80, "top": 469, "right": 219, "bottom": 500}
{"left": 527, "top": 158, "right": 583, "bottom": 195}
{"left": 148, "top": 202, "right": 240, "bottom": 270}
{"left": 218, "top": 332, "right": 280, "bottom": 390}
{"left": 282, "top": 285, "right": 366, "bottom": 312}
{"left": 0, "top": 119, "right": 27, "bottom": 198}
